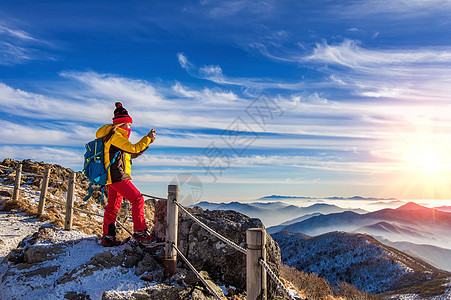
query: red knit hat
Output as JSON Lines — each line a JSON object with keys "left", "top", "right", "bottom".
{"left": 112, "top": 102, "right": 133, "bottom": 124}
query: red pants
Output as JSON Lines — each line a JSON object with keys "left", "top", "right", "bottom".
{"left": 103, "top": 179, "right": 147, "bottom": 235}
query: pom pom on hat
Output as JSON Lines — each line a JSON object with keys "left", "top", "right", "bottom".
{"left": 112, "top": 102, "right": 133, "bottom": 124}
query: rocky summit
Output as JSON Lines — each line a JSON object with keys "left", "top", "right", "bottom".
{"left": 0, "top": 159, "right": 285, "bottom": 299}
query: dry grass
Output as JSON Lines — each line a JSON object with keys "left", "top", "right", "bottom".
{"left": 381, "top": 278, "right": 449, "bottom": 298}
{"left": 334, "top": 281, "right": 383, "bottom": 300}
{"left": 281, "top": 264, "right": 334, "bottom": 299}
{"left": 0, "top": 197, "right": 37, "bottom": 216}
{"left": 280, "top": 264, "right": 383, "bottom": 300}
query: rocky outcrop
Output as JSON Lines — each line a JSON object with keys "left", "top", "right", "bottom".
{"left": 153, "top": 201, "right": 281, "bottom": 298}
{"left": 1, "top": 158, "right": 91, "bottom": 198}
{"left": 1, "top": 225, "right": 233, "bottom": 299}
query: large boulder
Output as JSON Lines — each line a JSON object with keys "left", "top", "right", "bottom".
{"left": 153, "top": 201, "right": 282, "bottom": 297}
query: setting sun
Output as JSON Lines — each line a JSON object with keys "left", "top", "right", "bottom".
{"left": 385, "top": 130, "right": 451, "bottom": 200}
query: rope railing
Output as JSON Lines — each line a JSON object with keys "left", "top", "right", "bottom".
{"left": 73, "top": 181, "right": 90, "bottom": 188}
{"left": 73, "top": 207, "right": 133, "bottom": 236}
{"left": 167, "top": 192, "right": 294, "bottom": 300}
{"left": 0, "top": 164, "right": 88, "bottom": 187}
{"left": 21, "top": 171, "right": 44, "bottom": 177}
{"left": 0, "top": 165, "right": 14, "bottom": 171}
{"left": 142, "top": 193, "right": 168, "bottom": 201}
{"left": 44, "top": 196, "right": 66, "bottom": 207}
{"left": 47, "top": 176, "right": 68, "bottom": 185}
{"left": 259, "top": 258, "right": 299, "bottom": 300}
{"left": 172, "top": 243, "right": 224, "bottom": 300}
{"left": 174, "top": 201, "right": 247, "bottom": 255}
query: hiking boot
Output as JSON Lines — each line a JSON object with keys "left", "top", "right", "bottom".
{"left": 100, "top": 234, "right": 122, "bottom": 247}
{"left": 132, "top": 229, "right": 155, "bottom": 243}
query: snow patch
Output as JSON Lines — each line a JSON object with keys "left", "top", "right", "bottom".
{"left": 0, "top": 210, "right": 48, "bottom": 260}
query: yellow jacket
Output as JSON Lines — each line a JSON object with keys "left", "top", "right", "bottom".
{"left": 96, "top": 124, "right": 151, "bottom": 185}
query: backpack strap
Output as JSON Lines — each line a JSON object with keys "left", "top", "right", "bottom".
{"left": 82, "top": 151, "right": 120, "bottom": 202}
{"left": 82, "top": 181, "right": 94, "bottom": 202}
{"left": 105, "top": 151, "right": 120, "bottom": 171}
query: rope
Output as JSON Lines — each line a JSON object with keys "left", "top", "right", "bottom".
{"left": 74, "top": 181, "right": 90, "bottom": 188}
{"left": 174, "top": 201, "right": 247, "bottom": 255}
{"left": 44, "top": 196, "right": 66, "bottom": 207}
{"left": 259, "top": 258, "right": 299, "bottom": 300}
{"left": 0, "top": 166, "right": 14, "bottom": 171}
{"left": 172, "top": 243, "right": 224, "bottom": 300}
{"left": 142, "top": 193, "right": 167, "bottom": 201}
{"left": 47, "top": 176, "right": 67, "bottom": 185}
{"left": 1, "top": 167, "right": 86, "bottom": 188}
{"left": 21, "top": 171, "right": 43, "bottom": 177}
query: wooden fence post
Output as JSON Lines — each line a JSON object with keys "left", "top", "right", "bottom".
{"left": 65, "top": 172, "right": 75, "bottom": 231}
{"left": 246, "top": 228, "right": 267, "bottom": 300}
{"left": 37, "top": 168, "right": 50, "bottom": 217}
{"left": 12, "top": 163, "right": 22, "bottom": 202}
{"left": 164, "top": 184, "right": 178, "bottom": 276}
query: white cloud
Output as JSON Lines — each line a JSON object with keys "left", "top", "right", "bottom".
{"left": 177, "top": 53, "right": 307, "bottom": 91}
{"left": 133, "top": 152, "right": 416, "bottom": 178}
{"left": 0, "top": 145, "right": 83, "bottom": 169}
{"left": 293, "top": 40, "right": 451, "bottom": 104}
{"left": 172, "top": 82, "right": 238, "bottom": 104}
{"left": 2, "top": 66, "right": 451, "bottom": 174}
{"left": 199, "top": 65, "right": 225, "bottom": 82}
{"left": 304, "top": 40, "right": 451, "bottom": 69}
{"left": 0, "top": 121, "right": 95, "bottom": 147}
{"left": 0, "top": 24, "right": 48, "bottom": 65}
{"left": 0, "top": 41, "right": 31, "bottom": 65}
{"left": 0, "top": 82, "right": 110, "bottom": 123}
{"left": 335, "top": 0, "right": 451, "bottom": 18}
{"left": 356, "top": 88, "right": 402, "bottom": 98}
{"left": 59, "top": 71, "right": 165, "bottom": 107}
{"left": 202, "top": 0, "right": 274, "bottom": 19}
{"left": 177, "top": 53, "right": 191, "bottom": 71}
{"left": 0, "top": 25, "right": 36, "bottom": 41}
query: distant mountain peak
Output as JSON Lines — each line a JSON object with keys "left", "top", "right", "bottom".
{"left": 396, "top": 202, "right": 427, "bottom": 211}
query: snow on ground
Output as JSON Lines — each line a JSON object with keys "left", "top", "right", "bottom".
{"left": 0, "top": 218, "right": 151, "bottom": 299}
{"left": 0, "top": 187, "right": 150, "bottom": 300}
{"left": 0, "top": 180, "right": 154, "bottom": 299}
{"left": 0, "top": 210, "right": 48, "bottom": 260}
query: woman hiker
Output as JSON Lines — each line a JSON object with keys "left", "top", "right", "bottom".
{"left": 96, "top": 102, "right": 156, "bottom": 246}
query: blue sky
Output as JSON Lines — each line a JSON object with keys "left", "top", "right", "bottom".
{"left": 1, "top": 0, "right": 451, "bottom": 202}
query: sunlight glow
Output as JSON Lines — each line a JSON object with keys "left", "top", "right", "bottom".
{"left": 404, "top": 146, "right": 446, "bottom": 175}
{"left": 386, "top": 129, "right": 451, "bottom": 200}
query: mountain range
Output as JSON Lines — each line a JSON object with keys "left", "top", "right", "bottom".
{"left": 258, "top": 195, "right": 397, "bottom": 201}
{"left": 269, "top": 202, "right": 451, "bottom": 271}
{"left": 271, "top": 231, "right": 450, "bottom": 295}
{"left": 436, "top": 205, "right": 451, "bottom": 213}
{"left": 375, "top": 237, "right": 451, "bottom": 272}
{"left": 192, "top": 201, "right": 366, "bottom": 227}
